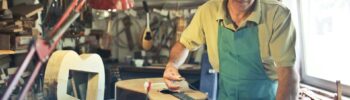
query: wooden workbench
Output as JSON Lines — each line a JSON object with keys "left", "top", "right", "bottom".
{"left": 115, "top": 78, "right": 207, "bottom": 100}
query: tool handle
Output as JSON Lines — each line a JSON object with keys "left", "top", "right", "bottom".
{"left": 143, "top": 0, "right": 149, "bottom": 13}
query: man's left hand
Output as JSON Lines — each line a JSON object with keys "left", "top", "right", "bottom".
{"left": 276, "top": 67, "right": 299, "bottom": 100}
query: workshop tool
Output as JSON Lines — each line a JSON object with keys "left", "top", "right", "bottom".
{"left": 2, "top": 0, "right": 135, "bottom": 99}
{"left": 160, "top": 89, "right": 194, "bottom": 100}
{"left": 141, "top": 0, "right": 154, "bottom": 51}
{"left": 44, "top": 51, "right": 105, "bottom": 100}
{"left": 145, "top": 81, "right": 152, "bottom": 100}
{"left": 172, "top": 77, "right": 184, "bottom": 86}
{"left": 1, "top": 0, "right": 85, "bottom": 99}
{"left": 122, "top": 16, "right": 135, "bottom": 51}
{"left": 165, "top": 77, "right": 195, "bottom": 100}
{"left": 49, "top": 0, "right": 80, "bottom": 38}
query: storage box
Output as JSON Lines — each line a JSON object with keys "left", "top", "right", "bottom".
{"left": 0, "top": 33, "right": 32, "bottom": 50}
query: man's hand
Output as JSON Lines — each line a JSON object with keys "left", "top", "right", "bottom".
{"left": 163, "top": 63, "right": 183, "bottom": 91}
{"left": 163, "top": 42, "right": 190, "bottom": 91}
{"left": 276, "top": 67, "right": 299, "bottom": 100}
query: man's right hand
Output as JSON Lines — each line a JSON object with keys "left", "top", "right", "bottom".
{"left": 163, "top": 63, "right": 182, "bottom": 91}
{"left": 163, "top": 42, "right": 189, "bottom": 91}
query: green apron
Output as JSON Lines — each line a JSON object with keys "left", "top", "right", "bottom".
{"left": 217, "top": 21, "right": 277, "bottom": 100}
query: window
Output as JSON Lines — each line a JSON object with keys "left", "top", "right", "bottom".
{"left": 283, "top": 0, "right": 350, "bottom": 97}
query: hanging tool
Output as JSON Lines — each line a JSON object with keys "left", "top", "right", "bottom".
{"left": 122, "top": 16, "right": 135, "bottom": 51}
{"left": 141, "top": 0, "right": 154, "bottom": 51}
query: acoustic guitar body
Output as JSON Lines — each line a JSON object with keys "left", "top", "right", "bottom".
{"left": 116, "top": 78, "right": 207, "bottom": 100}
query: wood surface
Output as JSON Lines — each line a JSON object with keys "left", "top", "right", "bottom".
{"left": 116, "top": 78, "right": 207, "bottom": 100}
{"left": 336, "top": 81, "right": 342, "bottom": 100}
{"left": 44, "top": 50, "right": 105, "bottom": 100}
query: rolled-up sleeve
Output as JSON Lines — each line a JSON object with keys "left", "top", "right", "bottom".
{"left": 180, "top": 7, "right": 205, "bottom": 51}
{"left": 270, "top": 7, "right": 296, "bottom": 67}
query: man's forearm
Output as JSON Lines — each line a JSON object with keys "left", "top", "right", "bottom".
{"left": 167, "top": 42, "right": 190, "bottom": 68}
{"left": 276, "top": 67, "right": 299, "bottom": 100}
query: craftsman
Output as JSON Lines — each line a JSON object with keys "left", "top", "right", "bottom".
{"left": 163, "top": 0, "right": 299, "bottom": 99}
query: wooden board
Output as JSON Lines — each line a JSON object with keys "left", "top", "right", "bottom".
{"left": 0, "top": 50, "right": 27, "bottom": 55}
{"left": 10, "top": 4, "right": 43, "bottom": 17}
{"left": 116, "top": 78, "right": 207, "bottom": 100}
{"left": 44, "top": 50, "right": 105, "bottom": 100}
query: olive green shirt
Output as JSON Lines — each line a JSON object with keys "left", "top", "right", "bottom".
{"left": 180, "top": 0, "right": 296, "bottom": 79}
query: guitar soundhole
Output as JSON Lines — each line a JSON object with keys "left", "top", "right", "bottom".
{"left": 145, "top": 32, "right": 152, "bottom": 40}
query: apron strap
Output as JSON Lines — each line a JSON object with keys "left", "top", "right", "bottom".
{"left": 218, "top": 19, "right": 224, "bottom": 26}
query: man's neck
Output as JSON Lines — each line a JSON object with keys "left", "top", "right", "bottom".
{"left": 227, "top": 0, "right": 255, "bottom": 28}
